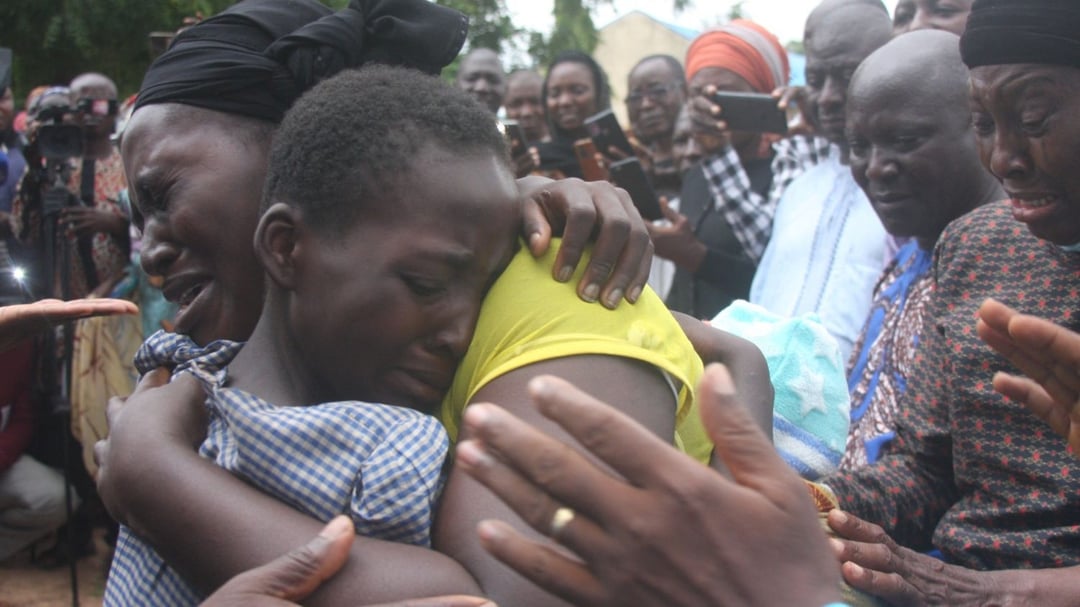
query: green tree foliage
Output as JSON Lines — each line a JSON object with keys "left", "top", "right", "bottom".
{"left": 0, "top": 0, "right": 697, "bottom": 104}
{"left": 728, "top": 1, "right": 746, "bottom": 20}
{"left": 434, "top": 0, "right": 520, "bottom": 82}
{"left": 528, "top": 0, "right": 604, "bottom": 67}
{"left": 438, "top": 0, "right": 518, "bottom": 53}
{"left": 0, "top": 0, "right": 234, "bottom": 102}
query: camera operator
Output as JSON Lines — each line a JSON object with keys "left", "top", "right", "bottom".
{"left": 7, "top": 74, "right": 131, "bottom": 565}
{"left": 12, "top": 73, "right": 129, "bottom": 300}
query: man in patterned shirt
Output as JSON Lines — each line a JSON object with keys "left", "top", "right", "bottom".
{"left": 826, "top": 0, "right": 1080, "bottom": 603}
{"left": 841, "top": 30, "right": 1003, "bottom": 470}
{"left": 104, "top": 65, "right": 521, "bottom": 605}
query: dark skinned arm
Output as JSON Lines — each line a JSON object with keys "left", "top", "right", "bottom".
{"left": 829, "top": 510, "right": 1080, "bottom": 607}
{"left": 674, "top": 311, "right": 773, "bottom": 441}
{"left": 97, "top": 372, "right": 482, "bottom": 605}
{"left": 433, "top": 355, "right": 677, "bottom": 606}
{"left": 200, "top": 514, "right": 493, "bottom": 607}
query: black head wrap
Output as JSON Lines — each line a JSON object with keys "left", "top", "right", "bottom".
{"left": 960, "top": 0, "right": 1080, "bottom": 69}
{"left": 134, "top": 0, "right": 468, "bottom": 123}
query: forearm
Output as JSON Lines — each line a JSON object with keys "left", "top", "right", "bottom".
{"left": 660, "top": 236, "right": 708, "bottom": 273}
{"left": 112, "top": 440, "right": 481, "bottom": 604}
{"left": 693, "top": 246, "right": 757, "bottom": 293}
{"left": 989, "top": 566, "right": 1080, "bottom": 607}
{"left": 675, "top": 312, "right": 773, "bottom": 438}
{"left": 824, "top": 451, "right": 955, "bottom": 550}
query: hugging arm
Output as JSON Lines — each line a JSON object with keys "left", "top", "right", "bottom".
{"left": 97, "top": 373, "right": 482, "bottom": 605}
{"left": 201, "top": 516, "right": 492, "bottom": 607}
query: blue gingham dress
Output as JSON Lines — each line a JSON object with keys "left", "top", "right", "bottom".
{"left": 104, "top": 331, "right": 450, "bottom": 606}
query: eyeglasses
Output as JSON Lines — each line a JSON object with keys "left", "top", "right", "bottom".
{"left": 625, "top": 82, "right": 681, "bottom": 106}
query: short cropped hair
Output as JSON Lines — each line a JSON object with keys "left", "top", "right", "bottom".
{"left": 630, "top": 54, "right": 687, "bottom": 87}
{"left": 264, "top": 64, "right": 510, "bottom": 234}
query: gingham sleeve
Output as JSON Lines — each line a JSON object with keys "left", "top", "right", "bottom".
{"left": 769, "top": 134, "right": 834, "bottom": 199}
{"left": 349, "top": 414, "right": 450, "bottom": 547}
{"left": 700, "top": 145, "right": 773, "bottom": 264}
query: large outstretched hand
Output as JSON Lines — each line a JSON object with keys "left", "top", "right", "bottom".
{"left": 456, "top": 364, "right": 841, "bottom": 607}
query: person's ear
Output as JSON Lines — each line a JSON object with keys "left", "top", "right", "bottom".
{"left": 254, "top": 202, "right": 303, "bottom": 291}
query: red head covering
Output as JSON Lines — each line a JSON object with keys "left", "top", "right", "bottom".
{"left": 685, "top": 19, "right": 790, "bottom": 93}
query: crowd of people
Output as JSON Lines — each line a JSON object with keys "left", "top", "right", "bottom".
{"left": 2, "top": 0, "right": 1080, "bottom": 605}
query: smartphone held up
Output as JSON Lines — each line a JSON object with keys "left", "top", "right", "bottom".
{"left": 581, "top": 109, "right": 663, "bottom": 221}
{"left": 709, "top": 91, "right": 788, "bottom": 135}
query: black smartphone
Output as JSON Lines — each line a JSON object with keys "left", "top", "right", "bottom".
{"left": 584, "top": 109, "right": 635, "bottom": 158}
{"left": 500, "top": 120, "right": 528, "bottom": 158}
{"left": 709, "top": 91, "right": 788, "bottom": 135}
{"left": 498, "top": 119, "right": 529, "bottom": 158}
{"left": 609, "top": 157, "right": 663, "bottom": 221}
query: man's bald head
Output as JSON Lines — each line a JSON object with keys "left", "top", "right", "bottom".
{"left": 457, "top": 48, "right": 506, "bottom": 113}
{"left": 849, "top": 29, "right": 969, "bottom": 118}
{"left": 70, "top": 72, "right": 117, "bottom": 100}
{"left": 846, "top": 29, "right": 999, "bottom": 247}
{"left": 806, "top": 0, "right": 888, "bottom": 35}
{"left": 803, "top": 0, "right": 892, "bottom": 146}
{"left": 70, "top": 72, "right": 118, "bottom": 141}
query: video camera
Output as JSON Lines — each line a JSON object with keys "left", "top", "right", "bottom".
{"left": 32, "top": 89, "right": 119, "bottom": 160}
{"left": 33, "top": 90, "right": 85, "bottom": 161}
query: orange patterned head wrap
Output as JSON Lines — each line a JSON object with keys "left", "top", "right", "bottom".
{"left": 685, "top": 19, "right": 790, "bottom": 93}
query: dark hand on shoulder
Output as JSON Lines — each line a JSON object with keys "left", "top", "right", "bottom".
{"left": 517, "top": 176, "right": 652, "bottom": 309}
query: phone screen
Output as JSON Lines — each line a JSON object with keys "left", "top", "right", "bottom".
{"left": 709, "top": 91, "right": 787, "bottom": 135}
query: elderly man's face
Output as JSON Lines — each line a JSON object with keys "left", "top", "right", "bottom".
{"left": 626, "top": 58, "right": 685, "bottom": 145}
{"left": 805, "top": 19, "right": 889, "bottom": 146}
{"left": 970, "top": 64, "right": 1080, "bottom": 245}
{"left": 847, "top": 65, "right": 984, "bottom": 246}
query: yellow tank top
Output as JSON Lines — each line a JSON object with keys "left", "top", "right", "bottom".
{"left": 440, "top": 240, "right": 712, "bottom": 464}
